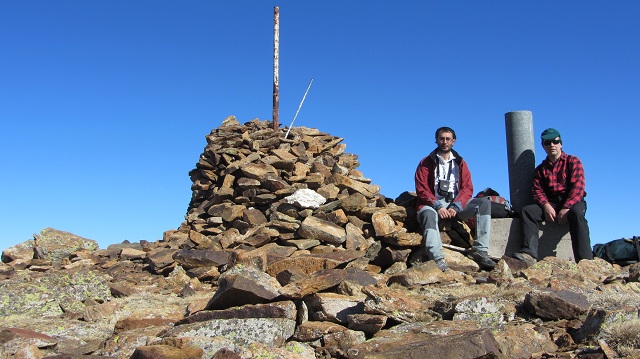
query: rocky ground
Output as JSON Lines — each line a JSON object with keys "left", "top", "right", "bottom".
{"left": 2, "top": 117, "right": 640, "bottom": 359}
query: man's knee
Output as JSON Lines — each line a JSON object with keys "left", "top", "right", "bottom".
{"left": 417, "top": 207, "right": 438, "bottom": 228}
{"left": 468, "top": 197, "right": 490, "bottom": 215}
{"left": 567, "top": 204, "right": 587, "bottom": 221}
{"left": 476, "top": 197, "right": 491, "bottom": 214}
{"left": 520, "top": 204, "right": 542, "bottom": 221}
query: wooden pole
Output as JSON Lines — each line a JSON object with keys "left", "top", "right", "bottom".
{"left": 273, "top": 6, "right": 280, "bottom": 130}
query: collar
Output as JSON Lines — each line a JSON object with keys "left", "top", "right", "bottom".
{"left": 437, "top": 152, "right": 456, "bottom": 163}
{"left": 545, "top": 151, "right": 567, "bottom": 165}
{"left": 430, "top": 148, "right": 463, "bottom": 163}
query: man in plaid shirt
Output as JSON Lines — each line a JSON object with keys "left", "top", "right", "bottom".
{"left": 513, "top": 128, "right": 593, "bottom": 265}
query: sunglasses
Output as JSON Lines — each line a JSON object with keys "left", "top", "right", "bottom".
{"left": 543, "top": 139, "right": 561, "bottom": 146}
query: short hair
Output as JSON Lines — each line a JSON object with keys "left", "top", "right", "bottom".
{"left": 435, "top": 127, "right": 456, "bottom": 140}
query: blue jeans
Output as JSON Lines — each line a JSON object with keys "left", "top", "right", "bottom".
{"left": 417, "top": 197, "right": 492, "bottom": 261}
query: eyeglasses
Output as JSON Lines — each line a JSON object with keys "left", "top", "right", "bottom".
{"left": 543, "top": 139, "right": 561, "bottom": 146}
{"left": 437, "top": 137, "right": 454, "bottom": 143}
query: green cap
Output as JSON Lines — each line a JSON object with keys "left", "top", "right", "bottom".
{"left": 541, "top": 128, "right": 561, "bottom": 140}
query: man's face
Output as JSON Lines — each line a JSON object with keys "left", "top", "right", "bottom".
{"left": 542, "top": 137, "right": 562, "bottom": 157}
{"left": 436, "top": 131, "right": 456, "bottom": 152}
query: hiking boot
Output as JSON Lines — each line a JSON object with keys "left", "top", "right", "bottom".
{"left": 470, "top": 251, "right": 496, "bottom": 271}
{"left": 435, "top": 258, "right": 449, "bottom": 272}
{"left": 513, "top": 252, "right": 537, "bottom": 266}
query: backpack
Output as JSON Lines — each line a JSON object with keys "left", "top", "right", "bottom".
{"left": 475, "top": 188, "right": 513, "bottom": 218}
{"left": 593, "top": 237, "right": 640, "bottom": 265}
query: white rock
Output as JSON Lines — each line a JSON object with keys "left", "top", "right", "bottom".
{"left": 284, "top": 189, "right": 326, "bottom": 209}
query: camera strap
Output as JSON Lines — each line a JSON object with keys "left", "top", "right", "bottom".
{"left": 436, "top": 159, "right": 454, "bottom": 181}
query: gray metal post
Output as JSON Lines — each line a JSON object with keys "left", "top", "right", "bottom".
{"left": 505, "top": 111, "right": 535, "bottom": 212}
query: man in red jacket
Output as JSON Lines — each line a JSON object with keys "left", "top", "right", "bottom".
{"left": 415, "top": 127, "right": 495, "bottom": 271}
{"left": 513, "top": 128, "right": 592, "bottom": 265}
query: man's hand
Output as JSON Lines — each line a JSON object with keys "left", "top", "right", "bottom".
{"left": 557, "top": 208, "right": 570, "bottom": 224}
{"left": 438, "top": 208, "right": 457, "bottom": 219}
{"left": 543, "top": 203, "right": 557, "bottom": 223}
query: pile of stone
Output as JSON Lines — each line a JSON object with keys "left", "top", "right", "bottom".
{"left": 180, "top": 115, "right": 423, "bottom": 269}
{"left": 2, "top": 118, "right": 640, "bottom": 359}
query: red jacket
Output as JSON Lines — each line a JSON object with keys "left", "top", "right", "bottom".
{"left": 415, "top": 148, "right": 474, "bottom": 212}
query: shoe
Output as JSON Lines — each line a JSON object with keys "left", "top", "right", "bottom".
{"left": 513, "top": 252, "right": 537, "bottom": 266}
{"left": 470, "top": 251, "right": 496, "bottom": 271}
{"left": 435, "top": 258, "right": 449, "bottom": 272}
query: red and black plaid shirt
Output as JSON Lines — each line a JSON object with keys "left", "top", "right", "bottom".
{"left": 532, "top": 152, "right": 586, "bottom": 209}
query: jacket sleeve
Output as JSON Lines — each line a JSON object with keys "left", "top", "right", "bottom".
{"left": 562, "top": 155, "right": 586, "bottom": 209}
{"left": 451, "top": 159, "right": 473, "bottom": 211}
{"left": 415, "top": 157, "right": 439, "bottom": 210}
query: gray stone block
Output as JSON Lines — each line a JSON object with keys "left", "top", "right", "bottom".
{"left": 489, "top": 218, "right": 575, "bottom": 261}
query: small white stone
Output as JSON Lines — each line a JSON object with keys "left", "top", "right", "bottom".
{"left": 284, "top": 188, "right": 326, "bottom": 209}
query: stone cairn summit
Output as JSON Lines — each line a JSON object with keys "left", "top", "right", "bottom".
{"left": 2, "top": 116, "right": 640, "bottom": 358}
{"left": 178, "top": 115, "right": 422, "bottom": 270}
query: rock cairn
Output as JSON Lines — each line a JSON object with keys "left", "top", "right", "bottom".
{"left": 177, "top": 116, "right": 425, "bottom": 275}
{"left": 2, "top": 117, "right": 640, "bottom": 359}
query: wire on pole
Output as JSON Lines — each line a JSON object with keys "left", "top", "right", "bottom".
{"left": 284, "top": 78, "right": 313, "bottom": 139}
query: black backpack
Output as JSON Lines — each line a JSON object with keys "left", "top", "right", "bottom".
{"left": 593, "top": 236, "right": 640, "bottom": 265}
{"left": 475, "top": 188, "right": 514, "bottom": 218}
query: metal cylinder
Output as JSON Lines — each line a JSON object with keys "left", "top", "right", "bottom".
{"left": 505, "top": 111, "right": 535, "bottom": 212}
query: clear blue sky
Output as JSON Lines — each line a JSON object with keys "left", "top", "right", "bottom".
{"left": 2, "top": 1, "right": 639, "bottom": 250}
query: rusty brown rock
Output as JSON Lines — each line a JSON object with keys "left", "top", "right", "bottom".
{"left": 493, "top": 323, "right": 558, "bottom": 358}
{"left": 328, "top": 173, "right": 377, "bottom": 198}
{"left": 266, "top": 250, "right": 363, "bottom": 278}
{"left": 292, "top": 320, "right": 348, "bottom": 342}
{"left": 341, "top": 192, "right": 367, "bottom": 212}
{"left": 206, "top": 265, "right": 282, "bottom": 310}
{"left": 629, "top": 262, "right": 640, "bottom": 282}
{"left": 304, "top": 292, "right": 365, "bottom": 324}
{"left": 130, "top": 344, "right": 204, "bottom": 359}
{"left": 240, "top": 163, "right": 278, "bottom": 181}
{"left": 177, "top": 301, "right": 296, "bottom": 326}
{"left": 115, "top": 318, "right": 178, "bottom": 333}
{"left": 145, "top": 249, "right": 178, "bottom": 274}
{"left": 381, "top": 231, "right": 422, "bottom": 247}
{"left": 298, "top": 216, "right": 346, "bottom": 245}
{"left": 172, "top": 249, "right": 231, "bottom": 270}
{"left": 346, "top": 313, "right": 387, "bottom": 335}
{"left": 362, "top": 285, "right": 440, "bottom": 323}
{"left": 322, "top": 329, "right": 366, "bottom": 358}
{"left": 279, "top": 269, "right": 347, "bottom": 299}
{"left": 31, "top": 228, "right": 99, "bottom": 262}
{"left": 346, "top": 329, "right": 504, "bottom": 359}
{"left": 524, "top": 289, "right": 590, "bottom": 320}
{"left": 387, "top": 261, "right": 449, "bottom": 287}
{"left": 371, "top": 211, "right": 398, "bottom": 238}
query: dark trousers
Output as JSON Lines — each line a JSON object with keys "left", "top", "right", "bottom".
{"left": 520, "top": 200, "right": 593, "bottom": 262}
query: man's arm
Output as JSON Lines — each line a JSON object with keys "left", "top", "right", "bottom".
{"left": 532, "top": 164, "right": 559, "bottom": 222}
{"left": 562, "top": 155, "right": 586, "bottom": 209}
{"left": 415, "top": 158, "right": 440, "bottom": 209}
{"left": 449, "top": 159, "right": 473, "bottom": 212}
{"left": 532, "top": 165, "right": 550, "bottom": 207}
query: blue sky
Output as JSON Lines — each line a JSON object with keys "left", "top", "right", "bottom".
{"left": 1, "top": 1, "right": 639, "bottom": 250}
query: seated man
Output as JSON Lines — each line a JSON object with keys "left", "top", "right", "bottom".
{"left": 513, "top": 128, "right": 593, "bottom": 265}
{"left": 415, "top": 126, "right": 496, "bottom": 271}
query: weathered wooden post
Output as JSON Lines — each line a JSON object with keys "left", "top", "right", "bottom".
{"left": 272, "top": 6, "right": 280, "bottom": 130}
{"left": 505, "top": 110, "right": 535, "bottom": 212}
